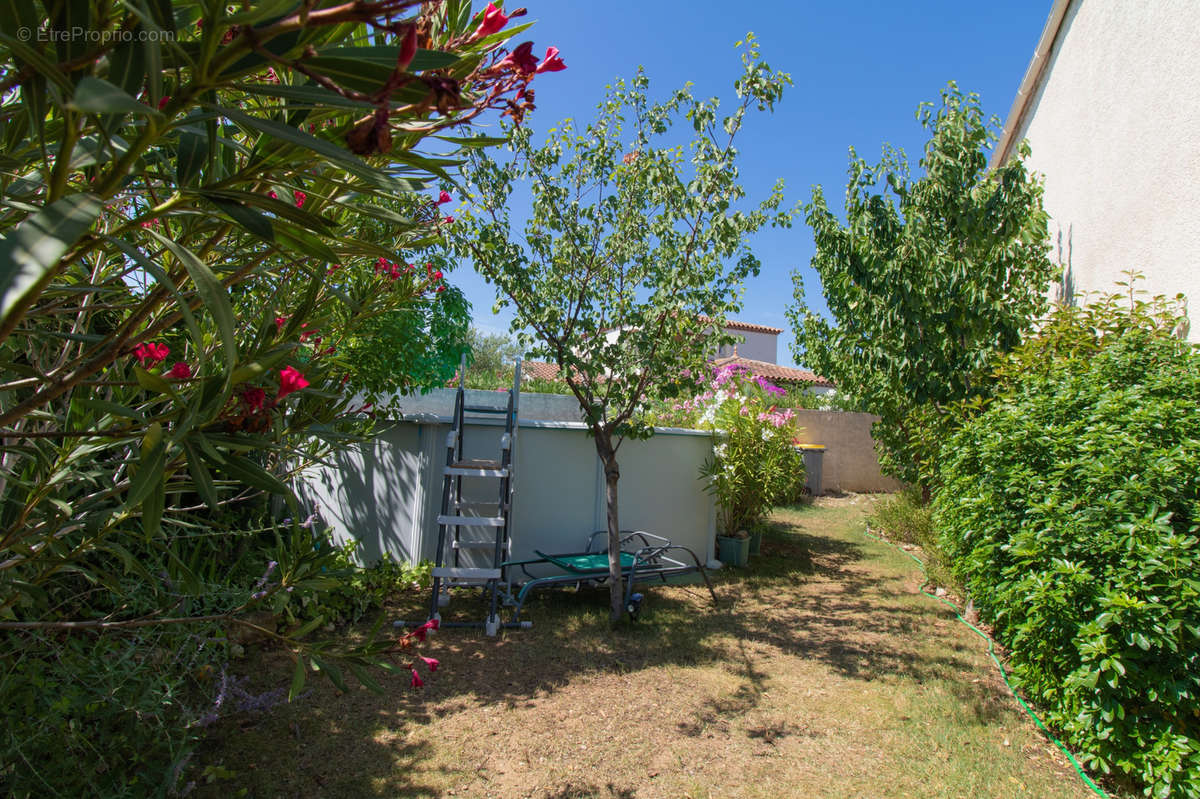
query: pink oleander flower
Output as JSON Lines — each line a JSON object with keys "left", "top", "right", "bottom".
{"left": 268, "top": 190, "right": 278, "bottom": 200}
{"left": 472, "top": 2, "right": 509, "bottom": 39}
{"left": 410, "top": 667, "right": 424, "bottom": 688}
{"left": 441, "top": 215, "right": 455, "bottom": 225}
{"left": 242, "top": 387, "right": 266, "bottom": 411}
{"left": 167, "top": 362, "right": 192, "bottom": 379}
{"left": 293, "top": 190, "right": 306, "bottom": 208}
{"left": 437, "top": 190, "right": 452, "bottom": 205}
{"left": 536, "top": 46, "right": 566, "bottom": 73}
{"left": 277, "top": 366, "right": 309, "bottom": 400}
{"left": 501, "top": 41, "right": 538, "bottom": 74}
{"left": 432, "top": 270, "right": 443, "bottom": 281}
{"left": 275, "top": 316, "right": 288, "bottom": 333}
{"left": 419, "top": 655, "right": 439, "bottom": 672}
{"left": 132, "top": 342, "right": 169, "bottom": 367}
{"left": 157, "top": 95, "right": 170, "bottom": 110}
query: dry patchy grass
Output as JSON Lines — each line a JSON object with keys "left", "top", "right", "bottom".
{"left": 193, "top": 495, "right": 1103, "bottom": 798}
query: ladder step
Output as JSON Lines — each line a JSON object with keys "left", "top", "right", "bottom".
{"left": 445, "top": 466, "right": 507, "bottom": 478}
{"left": 453, "top": 540, "right": 509, "bottom": 551}
{"left": 437, "top": 514, "right": 505, "bottom": 527}
{"left": 451, "top": 458, "right": 502, "bottom": 469}
{"left": 432, "top": 567, "right": 502, "bottom": 581}
{"left": 463, "top": 405, "right": 509, "bottom": 414}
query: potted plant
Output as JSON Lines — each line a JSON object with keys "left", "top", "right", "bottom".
{"left": 717, "top": 529, "right": 752, "bottom": 567}
{"left": 688, "top": 364, "right": 806, "bottom": 567}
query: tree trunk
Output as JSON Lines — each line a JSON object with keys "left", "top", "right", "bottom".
{"left": 594, "top": 433, "right": 624, "bottom": 623}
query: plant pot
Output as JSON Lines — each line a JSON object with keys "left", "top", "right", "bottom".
{"left": 717, "top": 534, "right": 750, "bottom": 567}
{"left": 748, "top": 528, "right": 763, "bottom": 556}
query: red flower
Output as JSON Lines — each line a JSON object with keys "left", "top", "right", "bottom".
{"left": 293, "top": 190, "right": 306, "bottom": 208}
{"left": 157, "top": 95, "right": 171, "bottom": 110}
{"left": 410, "top": 666, "right": 424, "bottom": 688}
{"left": 242, "top": 387, "right": 266, "bottom": 411}
{"left": 277, "top": 366, "right": 309, "bottom": 400}
{"left": 268, "top": 190, "right": 278, "bottom": 200}
{"left": 432, "top": 270, "right": 443, "bottom": 281}
{"left": 419, "top": 655, "right": 439, "bottom": 672}
{"left": 472, "top": 2, "right": 510, "bottom": 39}
{"left": 537, "top": 46, "right": 567, "bottom": 73}
{"left": 167, "top": 362, "right": 192, "bottom": 379}
{"left": 436, "top": 285, "right": 446, "bottom": 293}
{"left": 326, "top": 264, "right": 341, "bottom": 276}
{"left": 501, "top": 41, "right": 538, "bottom": 74}
{"left": 275, "top": 316, "right": 288, "bottom": 333}
{"left": 132, "top": 342, "right": 169, "bottom": 367}
{"left": 441, "top": 216, "right": 455, "bottom": 225}
{"left": 437, "top": 190, "right": 452, "bottom": 205}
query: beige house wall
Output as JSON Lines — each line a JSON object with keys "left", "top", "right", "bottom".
{"left": 791, "top": 410, "right": 904, "bottom": 494}
{"left": 715, "top": 328, "right": 778, "bottom": 363}
{"left": 1000, "top": 0, "right": 1200, "bottom": 339}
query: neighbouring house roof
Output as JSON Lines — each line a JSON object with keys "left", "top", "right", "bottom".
{"left": 694, "top": 316, "right": 784, "bottom": 335}
{"left": 522, "top": 360, "right": 561, "bottom": 381}
{"left": 721, "top": 320, "right": 783, "bottom": 335}
{"left": 991, "top": 0, "right": 1075, "bottom": 168}
{"left": 711, "top": 355, "right": 833, "bottom": 388}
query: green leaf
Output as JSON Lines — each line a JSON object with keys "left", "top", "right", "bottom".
{"left": 146, "top": 229, "right": 240, "bottom": 371}
{"left": 107, "top": 40, "right": 147, "bottom": 99}
{"left": 211, "top": 104, "right": 417, "bottom": 194}
{"left": 230, "top": 349, "right": 292, "bottom": 386}
{"left": 209, "top": 197, "right": 275, "bottom": 243}
{"left": 69, "top": 77, "right": 163, "bottom": 117}
{"left": 176, "top": 126, "right": 208, "bottom": 186}
{"left": 349, "top": 661, "right": 384, "bottom": 694}
{"left": 310, "top": 655, "right": 348, "bottom": 692}
{"left": 218, "top": 455, "right": 291, "bottom": 496}
{"left": 0, "top": 193, "right": 102, "bottom": 324}
{"left": 182, "top": 439, "right": 219, "bottom": 511}
{"left": 133, "top": 365, "right": 179, "bottom": 399}
{"left": 289, "top": 654, "right": 306, "bottom": 700}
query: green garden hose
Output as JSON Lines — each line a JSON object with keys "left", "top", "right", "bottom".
{"left": 862, "top": 524, "right": 1109, "bottom": 798}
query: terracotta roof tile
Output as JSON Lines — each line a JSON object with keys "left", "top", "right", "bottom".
{"left": 521, "top": 360, "right": 561, "bottom": 381}
{"left": 721, "top": 320, "right": 784, "bottom": 335}
{"left": 711, "top": 355, "right": 833, "bottom": 388}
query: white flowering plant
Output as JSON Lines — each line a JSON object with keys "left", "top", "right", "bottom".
{"left": 656, "top": 364, "right": 805, "bottom": 536}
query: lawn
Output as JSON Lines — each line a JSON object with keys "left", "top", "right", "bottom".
{"left": 194, "top": 496, "right": 1099, "bottom": 798}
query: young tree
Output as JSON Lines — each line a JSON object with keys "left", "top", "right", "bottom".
{"left": 449, "top": 37, "right": 794, "bottom": 621}
{"left": 788, "top": 84, "right": 1055, "bottom": 491}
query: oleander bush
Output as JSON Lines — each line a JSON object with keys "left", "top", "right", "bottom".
{"left": 656, "top": 363, "right": 805, "bottom": 535}
{"left": 0, "top": 1, "right": 558, "bottom": 793}
{"left": 934, "top": 288, "right": 1200, "bottom": 798}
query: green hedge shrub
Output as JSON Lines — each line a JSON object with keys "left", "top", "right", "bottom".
{"left": 934, "top": 308, "right": 1200, "bottom": 797}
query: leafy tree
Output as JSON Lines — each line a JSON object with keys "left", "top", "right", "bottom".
{"left": 448, "top": 37, "right": 794, "bottom": 621}
{"left": 0, "top": 0, "right": 556, "bottom": 791}
{"left": 466, "top": 325, "right": 524, "bottom": 374}
{"left": 788, "top": 84, "right": 1055, "bottom": 490}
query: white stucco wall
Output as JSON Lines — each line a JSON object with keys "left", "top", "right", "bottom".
{"left": 715, "top": 328, "right": 779, "bottom": 363}
{"left": 1011, "top": 0, "right": 1200, "bottom": 339}
{"left": 300, "top": 415, "right": 717, "bottom": 569}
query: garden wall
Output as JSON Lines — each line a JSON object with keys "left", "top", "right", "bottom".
{"left": 299, "top": 392, "right": 716, "bottom": 568}
{"left": 791, "top": 410, "right": 903, "bottom": 494}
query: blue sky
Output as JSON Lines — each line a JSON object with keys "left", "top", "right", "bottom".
{"left": 449, "top": 0, "right": 1050, "bottom": 368}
